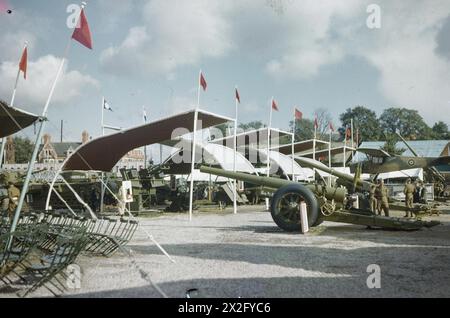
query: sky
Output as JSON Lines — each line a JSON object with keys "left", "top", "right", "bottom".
{"left": 1, "top": 0, "right": 450, "bottom": 148}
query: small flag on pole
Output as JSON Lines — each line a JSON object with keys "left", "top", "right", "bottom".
{"left": 294, "top": 108, "right": 302, "bottom": 121}
{"left": 329, "top": 122, "right": 334, "bottom": 132}
{"left": 235, "top": 88, "right": 240, "bottom": 104}
{"left": 200, "top": 72, "right": 207, "bottom": 91}
{"left": 272, "top": 99, "right": 279, "bottom": 111}
{"left": 103, "top": 99, "right": 113, "bottom": 112}
{"left": 19, "top": 46, "right": 27, "bottom": 79}
{"left": 72, "top": 8, "right": 93, "bottom": 50}
{"left": 143, "top": 107, "right": 147, "bottom": 122}
{"left": 314, "top": 116, "right": 319, "bottom": 129}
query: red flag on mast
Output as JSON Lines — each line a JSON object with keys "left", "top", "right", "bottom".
{"left": 272, "top": 99, "right": 279, "bottom": 111}
{"left": 72, "top": 8, "right": 93, "bottom": 49}
{"left": 294, "top": 108, "right": 302, "bottom": 121}
{"left": 235, "top": 88, "right": 240, "bottom": 103}
{"left": 329, "top": 122, "right": 334, "bottom": 132}
{"left": 200, "top": 72, "right": 207, "bottom": 91}
{"left": 19, "top": 46, "right": 27, "bottom": 79}
{"left": 314, "top": 116, "right": 319, "bottom": 129}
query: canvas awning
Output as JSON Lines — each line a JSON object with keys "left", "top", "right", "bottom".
{"left": 212, "top": 127, "right": 292, "bottom": 148}
{"left": 0, "top": 100, "right": 39, "bottom": 138}
{"left": 62, "top": 109, "right": 233, "bottom": 172}
{"left": 274, "top": 139, "right": 329, "bottom": 155}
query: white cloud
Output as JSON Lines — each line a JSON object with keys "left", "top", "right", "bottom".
{"left": 0, "top": 55, "right": 99, "bottom": 111}
{"left": 100, "top": 0, "right": 232, "bottom": 75}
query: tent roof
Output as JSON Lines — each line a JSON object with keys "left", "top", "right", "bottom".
{"left": 257, "top": 149, "right": 310, "bottom": 176}
{"left": 0, "top": 100, "right": 39, "bottom": 138}
{"left": 164, "top": 140, "right": 257, "bottom": 175}
{"left": 274, "top": 139, "right": 329, "bottom": 155}
{"left": 212, "top": 127, "right": 292, "bottom": 148}
{"left": 62, "top": 109, "right": 233, "bottom": 172}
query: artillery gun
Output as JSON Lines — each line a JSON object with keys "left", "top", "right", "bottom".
{"left": 199, "top": 165, "right": 440, "bottom": 232}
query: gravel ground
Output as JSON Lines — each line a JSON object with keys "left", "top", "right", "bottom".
{"left": 3, "top": 205, "right": 450, "bottom": 298}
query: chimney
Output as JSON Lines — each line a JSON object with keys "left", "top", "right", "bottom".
{"left": 82, "top": 131, "right": 89, "bottom": 144}
{"left": 42, "top": 133, "right": 51, "bottom": 145}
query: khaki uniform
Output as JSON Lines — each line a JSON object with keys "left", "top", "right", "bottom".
{"left": 404, "top": 183, "right": 415, "bottom": 217}
{"left": 7, "top": 184, "right": 21, "bottom": 219}
{"left": 375, "top": 183, "right": 389, "bottom": 217}
{"left": 369, "top": 185, "right": 377, "bottom": 213}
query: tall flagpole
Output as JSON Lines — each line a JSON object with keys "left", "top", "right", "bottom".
{"left": 233, "top": 86, "right": 238, "bottom": 215}
{"left": 9, "top": 31, "right": 74, "bottom": 238}
{"left": 0, "top": 42, "right": 27, "bottom": 168}
{"left": 265, "top": 97, "right": 273, "bottom": 211}
{"left": 267, "top": 97, "right": 273, "bottom": 178}
{"left": 343, "top": 125, "right": 347, "bottom": 168}
{"left": 143, "top": 106, "right": 147, "bottom": 169}
{"left": 291, "top": 108, "right": 295, "bottom": 181}
{"left": 188, "top": 70, "right": 201, "bottom": 221}
{"left": 328, "top": 124, "right": 332, "bottom": 187}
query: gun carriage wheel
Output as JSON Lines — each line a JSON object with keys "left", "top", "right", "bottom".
{"left": 270, "top": 184, "right": 319, "bottom": 232}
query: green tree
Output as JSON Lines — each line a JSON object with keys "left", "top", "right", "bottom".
{"left": 381, "top": 134, "right": 406, "bottom": 155}
{"left": 339, "top": 106, "right": 381, "bottom": 142}
{"left": 432, "top": 121, "right": 450, "bottom": 139}
{"left": 238, "top": 121, "right": 266, "bottom": 132}
{"left": 289, "top": 118, "right": 315, "bottom": 141}
{"left": 379, "top": 108, "right": 433, "bottom": 140}
{"left": 13, "top": 136, "right": 34, "bottom": 163}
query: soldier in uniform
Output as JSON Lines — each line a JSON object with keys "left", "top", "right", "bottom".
{"left": 375, "top": 179, "right": 390, "bottom": 217}
{"left": 403, "top": 178, "right": 415, "bottom": 218}
{"left": 369, "top": 184, "right": 377, "bottom": 213}
{"left": 7, "top": 181, "right": 21, "bottom": 220}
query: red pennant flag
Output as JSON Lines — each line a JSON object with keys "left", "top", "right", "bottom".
{"left": 294, "top": 108, "right": 302, "bottom": 121}
{"left": 272, "top": 99, "right": 279, "bottom": 111}
{"left": 72, "top": 8, "right": 93, "bottom": 49}
{"left": 200, "top": 72, "right": 207, "bottom": 91}
{"left": 235, "top": 88, "right": 240, "bottom": 103}
{"left": 19, "top": 46, "right": 27, "bottom": 79}
{"left": 329, "top": 122, "right": 334, "bottom": 132}
{"left": 314, "top": 116, "right": 319, "bottom": 129}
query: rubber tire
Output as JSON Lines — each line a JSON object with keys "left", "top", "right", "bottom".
{"left": 270, "top": 184, "right": 319, "bottom": 232}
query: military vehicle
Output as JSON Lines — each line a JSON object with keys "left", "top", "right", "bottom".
{"left": 200, "top": 165, "right": 440, "bottom": 232}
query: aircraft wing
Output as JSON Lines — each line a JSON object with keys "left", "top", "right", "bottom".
{"left": 356, "top": 148, "right": 392, "bottom": 158}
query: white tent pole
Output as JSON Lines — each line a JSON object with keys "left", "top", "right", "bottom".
{"left": 233, "top": 86, "right": 238, "bottom": 214}
{"left": 9, "top": 34, "right": 73, "bottom": 241}
{"left": 100, "top": 97, "right": 105, "bottom": 213}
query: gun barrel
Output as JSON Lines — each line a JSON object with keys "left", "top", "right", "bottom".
{"left": 294, "top": 157, "right": 371, "bottom": 189}
{"left": 199, "top": 165, "right": 347, "bottom": 203}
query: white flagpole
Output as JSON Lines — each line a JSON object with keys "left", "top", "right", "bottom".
{"left": 9, "top": 29, "right": 75, "bottom": 238}
{"left": 0, "top": 42, "right": 27, "bottom": 168}
{"left": 313, "top": 117, "right": 317, "bottom": 161}
{"left": 233, "top": 86, "right": 238, "bottom": 215}
{"left": 343, "top": 125, "right": 347, "bottom": 168}
{"left": 291, "top": 108, "right": 295, "bottom": 181}
{"left": 351, "top": 118, "right": 354, "bottom": 149}
{"left": 267, "top": 97, "right": 273, "bottom": 178}
{"left": 188, "top": 70, "right": 201, "bottom": 221}
{"left": 329, "top": 125, "right": 332, "bottom": 186}
{"left": 143, "top": 106, "right": 147, "bottom": 169}
{"left": 265, "top": 97, "right": 273, "bottom": 211}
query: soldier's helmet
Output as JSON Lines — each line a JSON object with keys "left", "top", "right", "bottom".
{"left": 406, "top": 178, "right": 411, "bottom": 184}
